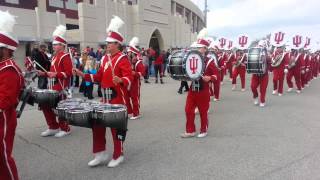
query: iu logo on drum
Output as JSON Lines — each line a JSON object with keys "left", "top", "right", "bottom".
{"left": 185, "top": 54, "right": 203, "bottom": 80}
{"left": 189, "top": 57, "right": 198, "bottom": 74}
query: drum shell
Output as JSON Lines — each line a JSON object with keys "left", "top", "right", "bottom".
{"left": 246, "top": 48, "right": 267, "bottom": 74}
{"left": 65, "top": 108, "right": 93, "bottom": 128}
{"left": 167, "top": 50, "right": 188, "bottom": 81}
{"left": 93, "top": 104, "right": 128, "bottom": 130}
{"left": 33, "top": 89, "right": 60, "bottom": 107}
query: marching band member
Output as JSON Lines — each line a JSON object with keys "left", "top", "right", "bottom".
{"left": 217, "top": 37, "right": 228, "bottom": 84}
{"left": 285, "top": 35, "right": 303, "bottom": 93}
{"left": 300, "top": 48, "right": 307, "bottom": 89}
{"left": 127, "top": 37, "right": 145, "bottom": 120}
{"left": 304, "top": 38, "right": 312, "bottom": 86}
{"left": 74, "top": 16, "right": 133, "bottom": 168}
{"left": 232, "top": 35, "right": 249, "bottom": 91}
{"left": 250, "top": 40, "right": 271, "bottom": 107}
{"left": 181, "top": 28, "right": 217, "bottom": 138}
{"left": 37, "top": 25, "right": 73, "bottom": 138}
{"left": 270, "top": 31, "right": 290, "bottom": 96}
{"left": 225, "top": 40, "right": 235, "bottom": 81}
{"left": 0, "top": 10, "right": 23, "bottom": 180}
{"left": 209, "top": 40, "right": 222, "bottom": 101}
{"left": 232, "top": 50, "right": 247, "bottom": 91}
{"left": 313, "top": 49, "right": 320, "bottom": 79}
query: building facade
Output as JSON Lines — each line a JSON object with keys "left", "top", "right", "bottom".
{"left": 0, "top": 0, "right": 205, "bottom": 67}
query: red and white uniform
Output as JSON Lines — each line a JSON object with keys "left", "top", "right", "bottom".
{"left": 41, "top": 51, "right": 72, "bottom": 132}
{"left": 127, "top": 55, "right": 145, "bottom": 117}
{"left": 313, "top": 53, "right": 320, "bottom": 78}
{"left": 185, "top": 57, "right": 217, "bottom": 134}
{"left": 232, "top": 53, "right": 247, "bottom": 89}
{"left": 305, "top": 54, "right": 312, "bottom": 84}
{"left": 286, "top": 52, "right": 303, "bottom": 91}
{"left": 300, "top": 53, "right": 308, "bottom": 88}
{"left": 209, "top": 57, "right": 222, "bottom": 100}
{"left": 84, "top": 51, "right": 133, "bottom": 159}
{"left": 272, "top": 51, "right": 290, "bottom": 94}
{"left": 225, "top": 52, "right": 236, "bottom": 80}
{"left": 24, "top": 56, "right": 34, "bottom": 72}
{"left": 250, "top": 55, "right": 271, "bottom": 104}
{"left": 0, "top": 59, "right": 24, "bottom": 180}
{"left": 218, "top": 52, "right": 227, "bottom": 82}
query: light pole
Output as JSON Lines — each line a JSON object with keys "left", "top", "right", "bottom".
{"left": 204, "top": 0, "right": 209, "bottom": 27}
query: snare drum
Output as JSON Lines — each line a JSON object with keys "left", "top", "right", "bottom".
{"left": 93, "top": 104, "right": 128, "bottom": 130}
{"left": 167, "top": 49, "right": 205, "bottom": 81}
{"left": 65, "top": 106, "right": 93, "bottom": 128}
{"left": 54, "top": 98, "right": 85, "bottom": 119}
{"left": 32, "top": 88, "right": 60, "bottom": 107}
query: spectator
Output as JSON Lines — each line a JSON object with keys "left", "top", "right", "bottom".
{"left": 79, "top": 51, "right": 88, "bottom": 93}
{"left": 83, "top": 56, "right": 96, "bottom": 99}
{"left": 178, "top": 81, "right": 189, "bottom": 94}
{"left": 148, "top": 47, "right": 156, "bottom": 75}
{"left": 72, "top": 52, "right": 81, "bottom": 87}
{"left": 142, "top": 49, "right": 150, "bottom": 83}
{"left": 163, "top": 49, "right": 170, "bottom": 76}
{"left": 95, "top": 47, "right": 104, "bottom": 62}
{"left": 32, "top": 44, "right": 51, "bottom": 89}
{"left": 154, "top": 50, "right": 164, "bottom": 84}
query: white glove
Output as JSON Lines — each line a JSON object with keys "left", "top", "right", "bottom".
{"left": 301, "top": 70, "right": 305, "bottom": 74}
{"left": 284, "top": 69, "right": 288, "bottom": 74}
{"left": 306, "top": 68, "right": 309, "bottom": 72}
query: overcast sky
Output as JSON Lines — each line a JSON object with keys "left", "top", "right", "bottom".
{"left": 190, "top": 0, "right": 320, "bottom": 45}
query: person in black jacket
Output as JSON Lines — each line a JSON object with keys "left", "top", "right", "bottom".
{"left": 32, "top": 44, "right": 51, "bottom": 89}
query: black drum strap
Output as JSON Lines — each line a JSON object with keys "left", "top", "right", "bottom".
{"left": 191, "top": 80, "right": 202, "bottom": 92}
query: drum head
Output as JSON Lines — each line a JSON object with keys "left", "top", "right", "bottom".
{"left": 183, "top": 50, "right": 204, "bottom": 81}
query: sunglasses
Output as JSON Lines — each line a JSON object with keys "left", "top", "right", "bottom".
{"left": 107, "top": 41, "right": 118, "bottom": 45}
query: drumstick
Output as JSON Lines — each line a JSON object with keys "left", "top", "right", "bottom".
{"left": 32, "top": 59, "right": 48, "bottom": 73}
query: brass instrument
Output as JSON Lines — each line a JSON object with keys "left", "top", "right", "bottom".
{"left": 234, "top": 53, "right": 245, "bottom": 67}
{"left": 271, "top": 52, "right": 284, "bottom": 67}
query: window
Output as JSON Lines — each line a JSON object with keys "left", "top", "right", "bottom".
{"left": 66, "top": 0, "right": 78, "bottom": 10}
{"left": 5, "top": 0, "right": 19, "bottom": 4}
{"left": 49, "top": 0, "right": 64, "bottom": 8}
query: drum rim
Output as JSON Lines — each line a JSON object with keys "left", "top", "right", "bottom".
{"left": 33, "top": 89, "right": 59, "bottom": 93}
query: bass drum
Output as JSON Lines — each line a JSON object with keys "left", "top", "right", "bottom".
{"left": 167, "top": 49, "right": 205, "bottom": 81}
{"left": 247, "top": 47, "right": 267, "bottom": 74}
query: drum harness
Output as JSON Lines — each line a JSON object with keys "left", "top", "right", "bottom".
{"left": 101, "top": 54, "right": 124, "bottom": 104}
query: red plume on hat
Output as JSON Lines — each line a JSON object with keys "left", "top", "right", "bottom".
{"left": 0, "top": 10, "right": 18, "bottom": 51}
{"left": 106, "top": 16, "right": 125, "bottom": 44}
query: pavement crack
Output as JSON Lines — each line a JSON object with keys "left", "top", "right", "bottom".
{"left": 16, "top": 134, "right": 64, "bottom": 159}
